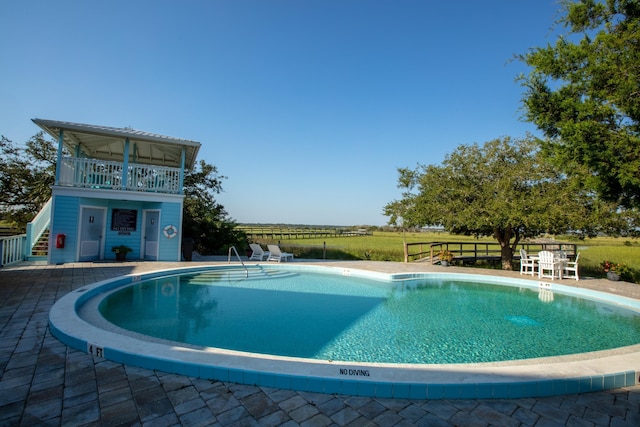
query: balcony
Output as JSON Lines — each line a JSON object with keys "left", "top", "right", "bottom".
{"left": 59, "top": 157, "right": 182, "bottom": 194}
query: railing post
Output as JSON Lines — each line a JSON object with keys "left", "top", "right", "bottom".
{"left": 179, "top": 147, "right": 186, "bottom": 194}
{"left": 403, "top": 242, "right": 408, "bottom": 263}
{"left": 122, "top": 138, "right": 130, "bottom": 189}
{"left": 55, "top": 129, "right": 64, "bottom": 185}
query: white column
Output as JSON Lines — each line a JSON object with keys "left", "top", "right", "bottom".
{"left": 55, "top": 129, "right": 64, "bottom": 185}
{"left": 122, "top": 137, "right": 130, "bottom": 189}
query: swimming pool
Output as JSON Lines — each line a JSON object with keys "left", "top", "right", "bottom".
{"left": 50, "top": 263, "right": 640, "bottom": 399}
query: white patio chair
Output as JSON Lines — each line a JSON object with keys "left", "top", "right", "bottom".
{"left": 519, "top": 249, "right": 536, "bottom": 276}
{"left": 554, "top": 250, "right": 567, "bottom": 260}
{"left": 538, "top": 250, "right": 563, "bottom": 280}
{"left": 248, "top": 243, "right": 270, "bottom": 261}
{"left": 562, "top": 252, "right": 580, "bottom": 280}
{"left": 267, "top": 244, "right": 294, "bottom": 262}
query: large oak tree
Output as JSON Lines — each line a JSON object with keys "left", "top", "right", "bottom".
{"left": 384, "top": 136, "right": 616, "bottom": 270}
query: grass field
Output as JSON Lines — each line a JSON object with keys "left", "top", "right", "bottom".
{"left": 248, "top": 230, "right": 640, "bottom": 283}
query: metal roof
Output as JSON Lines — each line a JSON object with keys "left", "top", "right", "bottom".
{"left": 32, "top": 118, "right": 201, "bottom": 168}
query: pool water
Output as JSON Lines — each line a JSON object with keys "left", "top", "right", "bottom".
{"left": 99, "top": 270, "right": 640, "bottom": 364}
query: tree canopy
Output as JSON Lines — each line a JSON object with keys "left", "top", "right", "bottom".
{"left": 518, "top": 0, "right": 640, "bottom": 208}
{"left": 0, "top": 133, "right": 57, "bottom": 226}
{"left": 182, "top": 160, "right": 247, "bottom": 255}
{"left": 384, "top": 136, "right": 617, "bottom": 269}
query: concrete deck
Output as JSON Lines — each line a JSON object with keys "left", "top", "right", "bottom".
{"left": 1, "top": 259, "right": 639, "bottom": 426}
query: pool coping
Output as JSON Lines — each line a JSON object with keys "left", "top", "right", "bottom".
{"left": 49, "top": 263, "right": 640, "bottom": 399}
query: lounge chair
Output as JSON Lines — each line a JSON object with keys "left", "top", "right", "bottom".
{"left": 538, "top": 250, "right": 563, "bottom": 280}
{"left": 519, "top": 249, "right": 536, "bottom": 276}
{"left": 267, "top": 245, "right": 294, "bottom": 262}
{"left": 248, "top": 243, "right": 270, "bottom": 261}
{"left": 562, "top": 252, "right": 580, "bottom": 280}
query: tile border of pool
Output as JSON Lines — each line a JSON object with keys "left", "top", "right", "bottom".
{"left": 48, "top": 264, "right": 640, "bottom": 399}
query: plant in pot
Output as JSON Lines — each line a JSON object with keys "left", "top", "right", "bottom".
{"left": 111, "top": 245, "right": 132, "bottom": 261}
{"left": 438, "top": 249, "right": 454, "bottom": 266}
{"left": 601, "top": 260, "right": 629, "bottom": 281}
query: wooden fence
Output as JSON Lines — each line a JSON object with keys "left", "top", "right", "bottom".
{"left": 239, "top": 226, "right": 371, "bottom": 240}
{"left": 404, "top": 241, "right": 578, "bottom": 264}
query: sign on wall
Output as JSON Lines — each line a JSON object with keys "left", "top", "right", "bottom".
{"left": 111, "top": 209, "right": 137, "bottom": 232}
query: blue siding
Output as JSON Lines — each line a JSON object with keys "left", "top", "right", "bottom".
{"left": 49, "top": 194, "right": 183, "bottom": 263}
{"left": 49, "top": 195, "right": 81, "bottom": 264}
{"left": 156, "top": 202, "right": 183, "bottom": 261}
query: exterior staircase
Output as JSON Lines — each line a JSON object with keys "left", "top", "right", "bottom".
{"left": 30, "top": 228, "right": 49, "bottom": 259}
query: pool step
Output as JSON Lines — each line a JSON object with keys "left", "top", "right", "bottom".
{"left": 182, "top": 268, "right": 296, "bottom": 284}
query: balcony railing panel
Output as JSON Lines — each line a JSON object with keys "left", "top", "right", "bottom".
{"left": 125, "top": 164, "right": 181, "bottom": 193}
{"left": 59, "top": 157, "right": 181, "bottom": 194}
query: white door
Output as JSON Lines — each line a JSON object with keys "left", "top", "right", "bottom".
{"left": 78, "top": 206, "right": 106, "bottom": 262}
{"left": 142, "top": 210, "right": 160, "bottom": 260}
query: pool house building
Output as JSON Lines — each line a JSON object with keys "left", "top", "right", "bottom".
{"left": 25, "top": 119, "right": 201, "bottom": 264}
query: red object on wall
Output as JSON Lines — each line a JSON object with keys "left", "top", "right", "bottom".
{"left": 55, "top": 234, "right": 65, "bottom": 249}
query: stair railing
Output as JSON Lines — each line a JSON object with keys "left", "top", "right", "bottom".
{"left": 26, "top": 198, "right": 52, "bottom": 256}
{"left": 228, "top": 246, "right": 248, "bottom": 278}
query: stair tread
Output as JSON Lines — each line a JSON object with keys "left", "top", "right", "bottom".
{"left": 31, "top": 228, "right": 50, "bottom": 256}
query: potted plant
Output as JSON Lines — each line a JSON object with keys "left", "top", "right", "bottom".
{"left": 438, "top": 249, "right": 454, "bottom": 266}
{"left": 111, "top": 245, "right": 132, "bottom": 262}
{"left": 601, "top": 260, "right": 629, "bottom": 281}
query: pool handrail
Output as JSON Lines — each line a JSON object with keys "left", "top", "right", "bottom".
{"left": 227, "top": 246, "right": 248, "bottom": 278}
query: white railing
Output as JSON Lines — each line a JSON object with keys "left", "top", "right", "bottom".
{"left": 59, "top": 157, "right": 123, "bottom": 189}
{"left": 1, "top": 234, "right": 26, "bottom": 267}
{"left": 26, "top": 198, "right": 52, "bottom": 251}
{"left": 59, "top": 157, "right": 181, "bottom": 194}
{"left": 126, "top": 163, "right": 181, "bottom": 193}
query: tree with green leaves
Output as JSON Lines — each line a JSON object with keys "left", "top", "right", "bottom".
{"left": 0, "top": 133, "right": 57, "bottom": 227}
{"left": 182, "top": 160, "right": 247, "bottom": 255}
{"left": 518, "top": 0, "right": 640, "bottom": 208}
{"left": 384, "top": 136, "right": 616, "bottom": 270}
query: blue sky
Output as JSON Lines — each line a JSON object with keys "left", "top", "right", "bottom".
{"left": 1, "top": 0, "right": 562, "bottom": 226}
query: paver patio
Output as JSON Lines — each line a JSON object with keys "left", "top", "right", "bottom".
{"left": 1, "top": 260, "right": 639, "bottom": 426}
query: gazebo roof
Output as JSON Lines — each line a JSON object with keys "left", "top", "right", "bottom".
{"left": 32, "top": 118, "right": 201, "bottom": 168}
